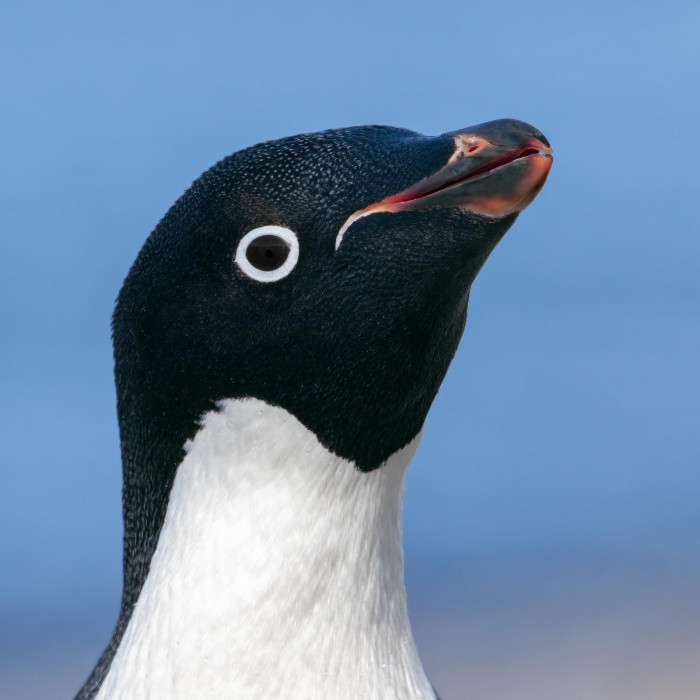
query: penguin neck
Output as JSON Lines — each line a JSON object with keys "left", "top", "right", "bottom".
{"left": 98, "top": 398, "right": 435, "bottom": 700}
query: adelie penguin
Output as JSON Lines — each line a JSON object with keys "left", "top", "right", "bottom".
{"left": 75, "top": 118, "right": 553, "bottom": 700}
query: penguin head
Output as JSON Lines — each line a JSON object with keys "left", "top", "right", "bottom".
{"left": 109, "top": 119, "right": 552, "bottom": 605}
{"left": 114, "top": 120, "right": 552, "bottom": 483}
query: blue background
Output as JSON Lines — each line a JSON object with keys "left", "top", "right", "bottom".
{"left": 2, "top": 1, "right": 699, "bottom": 698}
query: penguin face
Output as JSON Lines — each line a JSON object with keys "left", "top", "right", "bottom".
{"left": 114, "top": 121, "right": 552, "bottom": 472}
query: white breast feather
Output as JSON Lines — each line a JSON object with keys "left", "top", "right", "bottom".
{"left": 96, "top": 398, "right": 435, "bottom": 700}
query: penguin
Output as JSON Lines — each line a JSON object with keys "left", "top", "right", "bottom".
{"left": 75, "top": 119, "right": 553, "bottom": 700}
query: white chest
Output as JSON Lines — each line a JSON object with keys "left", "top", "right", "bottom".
{"left": 96, "top": 398, "right": 435, "bottom": 700}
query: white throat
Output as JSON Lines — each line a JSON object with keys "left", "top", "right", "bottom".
{"left": 97, "top": 398, "right": 435, "bottom": 700}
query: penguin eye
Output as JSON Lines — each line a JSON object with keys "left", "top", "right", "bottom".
{"left": 234, "top": 225, "right": 299, "bottom": 282}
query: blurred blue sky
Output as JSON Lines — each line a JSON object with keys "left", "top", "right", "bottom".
{"left": 1, "top": 1, "right": 699, "bottom": 693}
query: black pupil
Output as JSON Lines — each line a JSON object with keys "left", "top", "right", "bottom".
{"left": 246, "top": 234, "right": 291, "bottom": 272}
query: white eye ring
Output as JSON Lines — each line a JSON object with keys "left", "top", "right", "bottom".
{"left": 234, "top": 225, "right": 299, "bottom": 282}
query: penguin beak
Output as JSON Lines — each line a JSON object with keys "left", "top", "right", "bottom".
{"left": 388, "top": 122, "right": 553, "bottom": 217}
{"left": 335, "top": 119, "right": 553, "bottom": 249}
